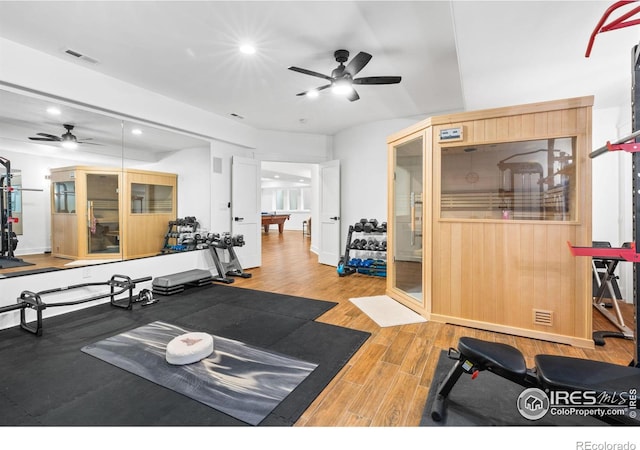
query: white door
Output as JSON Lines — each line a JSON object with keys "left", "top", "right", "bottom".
{"left": 318, "top": 160, "right": 341, "bottom": 266}
{"left": 231, "top": 156, "right": 261, "bottom": 268}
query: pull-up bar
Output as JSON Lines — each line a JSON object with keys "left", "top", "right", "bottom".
{"left": 586, "top": 0, "right": 640, "bottom": 57}
{"left": 590, "top": 129, "right": 640, "bottom": 158}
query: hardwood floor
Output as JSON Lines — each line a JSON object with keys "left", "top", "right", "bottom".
{"left": 233, "top": 230, "right": 637, "bottom": 427}
{"left": 4, "top": 231, "right": 636, "bottom": 427}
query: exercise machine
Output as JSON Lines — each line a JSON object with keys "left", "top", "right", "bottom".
{"left": 432, "top": 5, "right": 640, "bottom": 426}
{"left": 576, "top": 241, "right": 634, "bottom": 345}
{"left": 430, "top": 336, "right": 638, "bottom": 425}
{"left": 205, "top": 232, "right": 252, "bottom": 284}
{"left": 0, "top": 156, "right": 44, "bottom": 267}
{"left": 572, "top": 4, "right": 640, "bottom": 357}
{"left": 0, "top": 157, "right": 21, "bottom": 263}
{"left": 0, "top": 274, "right": 153, "bottom": 336}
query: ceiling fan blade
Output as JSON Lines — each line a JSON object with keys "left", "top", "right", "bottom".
{"left": 295, "top": 84, "right": 331, "bottom": 96}
{"left": 288, "top": 66, "right": 332, "bottom": 81}
{"left": 36, "top": 133, "right": 61, "bottom": 140}
{"left": 78, "top": 141, "right": 102, "bottom": 146}
{"left": 346, "top": 88, "right": 360, "bottom": 102}
{"left": 345, "top": 52, "right": 372, "bottom": 77}
{"left": 29, "top": 137, "right": 57, "bottom": 141}
{"left": 353, "top": 76, "right": 402, "bottom": 85}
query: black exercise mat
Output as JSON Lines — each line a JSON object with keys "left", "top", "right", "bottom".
{"left": 421, "top": 351, "right": 610, "bottom": 426}
{"left": 0, "top": 284, "right": 369, "bottom": 426}
{"left": 82, "top": 321, "right": 318, "bottom": 426}
{"left": 0, "top": 257, "right": 34, "bottom": 269}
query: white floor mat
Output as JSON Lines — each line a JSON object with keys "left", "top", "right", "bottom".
{"left": 349, "top": 295, "right": 427, "bottom": 327}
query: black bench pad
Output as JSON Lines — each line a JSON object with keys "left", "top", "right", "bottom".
{"left": 535, "top": 354, "right": 640, "bottom": 393}
{"left": 458, "top": 336, "right": 527, "bottom": 378}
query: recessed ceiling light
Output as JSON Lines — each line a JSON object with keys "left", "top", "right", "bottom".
{"left": 239, "top": 44, "right": 256, "bottom": 55}
{"left": 299, "top": 179, "right": 305, "bottom": 182}
{"left": 131, "top": 128, "right": 143, "bottom": 135}
{"left": 306, "top": 90, "right": 319, "bottom": 99}
{"left": 274, "top": 175, "right": 280, "bottom": 178}
{"left": 47, "top": 106, "right": 61, "bottom": 115}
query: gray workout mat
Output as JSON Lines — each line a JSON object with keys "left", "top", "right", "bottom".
{"left": 82, "top": 320, "right": 317, "bottom": 425}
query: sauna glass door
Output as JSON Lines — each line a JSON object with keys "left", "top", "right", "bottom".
{"left": 86, "top": 173, "right": 120, "bottom": 255}
{"left": 392, "top": 135, "right": 424, "bottom": 302}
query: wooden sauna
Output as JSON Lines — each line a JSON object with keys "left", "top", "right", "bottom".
{"left": 386, "top": 96, "right": 594, "bottom": 347}
{"left": 50, "top": 166, "right": 177, "bottom": 261}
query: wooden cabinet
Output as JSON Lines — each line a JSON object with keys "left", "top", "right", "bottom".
{"left": 387, "top": 96, "right": 594, "bottom": 348}
{"left": 50, "top": 166, "right": 177, "bottom": 261}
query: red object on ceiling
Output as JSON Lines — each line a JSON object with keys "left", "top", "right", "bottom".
{"left": 586, "top": 0, "right": 640, "bottom": 57}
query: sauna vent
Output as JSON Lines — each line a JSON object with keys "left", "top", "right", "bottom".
{"left": 533, "top": 309, "right": 553, "bottom": 326}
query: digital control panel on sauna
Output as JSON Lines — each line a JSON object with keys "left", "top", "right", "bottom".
{"left": 440, "top": 137, "right": 576, "bottom": 221}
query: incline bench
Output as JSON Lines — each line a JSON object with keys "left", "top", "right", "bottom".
{"left": 431, "top": 336, "right": 640, "bottom": 425}
{"left": 152, "top": 269, "right": 213, "bottom": 296}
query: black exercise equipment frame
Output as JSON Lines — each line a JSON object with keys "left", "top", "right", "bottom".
{"left": 206, "top": 233, "right": 252, "bottom": 284}
{"left": 0, "top": 274, "right": 152, "bottom": 336}
{"left": 624, "top": 42, "right": 640, "bottom": 364}
{"left": 0, "top": 156, "right": 20, "bottom": 263}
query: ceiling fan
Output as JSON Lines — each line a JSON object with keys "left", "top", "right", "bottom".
{"left": 29, "top": 124, "right": 99, "bottom": 149}
{"left": 288, "top": 49, "right": 401, "bottom": 102}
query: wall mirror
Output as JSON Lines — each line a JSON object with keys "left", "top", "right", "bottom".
{"left": 0, "top": 87, "right": 210, "bottom": 277}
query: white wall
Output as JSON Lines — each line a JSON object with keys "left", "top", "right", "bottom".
{"left": 131, "top": 146, "right": 213, "bottom": 232}
{"left": 332, "top": 117, "right": 422, "bottom": 250}
{"left": 591, "top": 106, "right": 634, "bottom": 301}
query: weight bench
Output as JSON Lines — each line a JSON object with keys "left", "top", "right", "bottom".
{"left": 431, "top": 336, "right": 639, "bottom": 425}
{"left": 152, "top": 269, "right": 213, "bottom": 296}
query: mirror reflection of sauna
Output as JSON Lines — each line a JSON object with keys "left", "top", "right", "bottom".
{"left": 440, "top": 137, "right": 575, "bottom": 221}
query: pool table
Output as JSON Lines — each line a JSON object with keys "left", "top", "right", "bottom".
{"left": 261, "top": 214, "right": 290, "bottom": 233}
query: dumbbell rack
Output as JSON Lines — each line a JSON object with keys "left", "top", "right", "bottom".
{"left": 161, "top": 217, "right": 201, "bottom": 253}
{"left": 338, "top": 219, "right": 387, "bottom": 277}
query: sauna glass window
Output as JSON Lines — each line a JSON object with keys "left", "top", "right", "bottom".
{"left": 440, "top": 137, "right": 576, "bottom": 221}
{"left": 53, "top": 181, "right": 76, "bottom": 213}
{"left": 130, "top": 183, "right": 173, "bottom": 213}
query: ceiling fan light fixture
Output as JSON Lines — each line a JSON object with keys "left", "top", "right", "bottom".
{"left": 61, "top": 140, "right": 78, "bottom": 150}
{"left": 332, "top": 80, "right": 353, "bottom": 96}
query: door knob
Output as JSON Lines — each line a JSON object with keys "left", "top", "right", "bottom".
{"left": 234, "top": 217, "right": 244, "bottom": 222}
{"left": 330, "top": 216, "right": 340, "bottom": 220}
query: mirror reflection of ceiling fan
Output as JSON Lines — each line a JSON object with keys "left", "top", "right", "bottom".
{"left": 288, "top": 49, "right": 401, "bottom": 102}
{"left": 28, "top": 124, "right": 101, "bottom": 149}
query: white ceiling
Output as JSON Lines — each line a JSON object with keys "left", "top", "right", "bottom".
{"left": 0, "top": 0, "right": 638, "bottom": 141}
